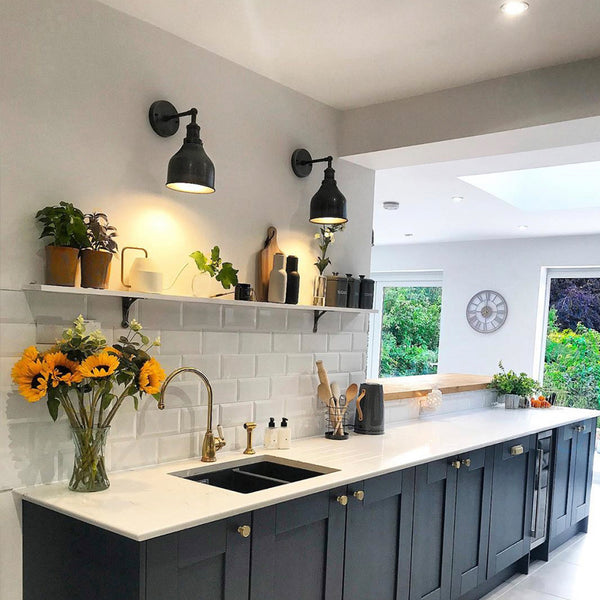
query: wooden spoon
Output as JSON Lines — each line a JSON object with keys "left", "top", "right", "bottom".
{"left": 355, "top": 389, "right": 366, "bottom": 422}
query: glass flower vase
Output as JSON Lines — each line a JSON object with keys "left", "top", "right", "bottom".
{"left": 69, "top": 427, "right": 110, "bottom": 492}
{"left": 313, "top": 275, "right": 327, "bottom": 306}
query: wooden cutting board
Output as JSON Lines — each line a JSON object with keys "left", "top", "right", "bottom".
{"left": 257, "top": 226, "right": 283, "bottom": 302}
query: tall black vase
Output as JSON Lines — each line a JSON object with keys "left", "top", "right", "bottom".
{"left": 285, "top": 255, "right": 300, "bottom": 305}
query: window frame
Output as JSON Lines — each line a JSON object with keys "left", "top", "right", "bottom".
{"left": 367, "top": 271, "right": 444, "bottom": 379}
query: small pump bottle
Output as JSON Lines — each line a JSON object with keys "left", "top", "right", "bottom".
{"left": 278, "top": 417, "right": 291, "bottom": 449}
{"left": 264, "top": 417, "right": 278, "bottom": 450}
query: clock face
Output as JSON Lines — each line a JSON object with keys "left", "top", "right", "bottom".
{"left": 466, "top": 290, "right": 508, "bottom": 333}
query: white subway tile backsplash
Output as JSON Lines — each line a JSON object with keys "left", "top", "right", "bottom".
{"left": 328, "top": 372, "right": 349, "bottom": 390}
{"left": 180, "top": 406, "right": 209, "bottom": 432}
{"left": 271, "top": 375, "right": 300, "bottom": 397}
{"left": 256, "top": 353, "right": 286, "bottom": 376}
{"left": 1, "top": 290, "right": 34, "bottom": 323}
{"left": 158, "top": 434, "right": 198, "bottom": 463}
{"left": 139, "top": 300, "right": 182, "bottom": 330}
{"left": 108, "top": 410, "right": 136, "bottom": 440}
{"left": 0, "top": 324, "right": 36, "bottom": 356}
{"left": 254, "top": 398, "right": 284, "bottom": 422}
{"left": 85, "top": 295, "right": 121, "bottom": 328}
{"left": 238, "top": 378, "right": 270, "bottom": 402}
{"left": 158, "top": 381, "right": 201, "bottom": 408}
{"left": 0, "top": 358, "right": 17, "bottom": 387}
{"left": 111, "top": 437, "right": 158, "bottom": 470}
{"left": 182, "top": 302, "right": 222, "bottom": 330}
{"left": 222, "top": 355, "right": 256, "bottom": 379}
{"left": 284, "top": 395, "right": 316, "bottom": 417}
{"left": 340, "top": 352, "right": 363, "bottom": 372}
{"left": 286, "top": 310, "right": 314, "bottom": 332}
{"left": 159, "top": 330, "right": 201, "bottom": 355}
{"left": 341, "top": 312, "right": 367, "bottom": 333}
{"left": 299, "top": 374, "right": 318, "bottom": 396}
{"left": 315, "top": 312, "right": 341, "bottom": 333}
{"left": 257, "top": 308, "right": 287, "bottom": 332}
{"left": 137, "top": 407, "right": 179, "bottom": 436}
{"left": 328, "top": 333, "right": 352, "bottom": 352}
{"left": 220, "top": 402, "right": 253, "bottom": 427}
{"left": 156, "top": 354, "right": 182, "bottom": 375}
{"left": 181, "top": 354, "right": 221, "bottom": 379}
{"left": 26, "top": 292, "right": 86, "bottom": 324}
{"left": 314, "top": 353, "right": 339, "bottom": 373}
{"left": 223, "top": 306, "right": 257, "bottom": 330}
{"left": 273, "top": 333, "right": 301, "bottom": 353}
{"left": 349, "top": 371, "right": 366, "bottom": 385}
{"left": 210, "top": 379, "right": 238, "bottom": 404}
{"left": 203, "top": 331, "right": 239, "bottom": 355}
{"left": 352, "top": 332, "right": 369, "bottom": 351}
{"left": 286, "top": 354, "right": 314, "bottom": 374}
{"left": 239, "top": 332, "right": 271, "bottom": 354}
{"left": 300, "top": 333, "right": 327, "bottom": 353}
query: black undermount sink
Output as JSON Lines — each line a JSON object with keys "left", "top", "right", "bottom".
{"left": 169, "top": 456, "right": 337, "bottom": 494}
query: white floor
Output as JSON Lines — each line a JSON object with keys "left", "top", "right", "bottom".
{"left": 483, "top": 453, "right": 600, "bottom": 600}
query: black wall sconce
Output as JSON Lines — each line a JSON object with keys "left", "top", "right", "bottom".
{"left": 149, "top": 100, "right": 215, "bottom": 194}
{"left": 291, "top": 148, "right": 348, "bottom": 224}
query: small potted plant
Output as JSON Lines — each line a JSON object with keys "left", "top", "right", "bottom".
{"left": 489, "top": 361, "right": 539, "bottom": 409}
{"left": 190, "top": 246, "right": 238, "bottom": 296}
{"left": 36, "top": 202, "right": 89, "bottom": 286}
{"left": 80, "top": 212, "right": 118, "bottom": 289}
{"left": 313, "top": 224, "right": 344, "bottom": 306}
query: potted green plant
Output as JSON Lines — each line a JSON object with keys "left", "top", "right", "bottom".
{"left": 489, "top": 361, "right": 539, "bottom": 409}
{"left": 36, "top": 202, "right": 89, "bottom": 286}
{"left": 81, "top": 212, "right": 118, "bottom": 289}
{"left": 190, "top": 246, "right": 238, "bottom": 296}
{"left": 313, "top": 224, "right": 344, "bottom": 306}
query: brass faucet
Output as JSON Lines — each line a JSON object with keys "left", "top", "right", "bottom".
{"left": 159, "top": 367, "right": 226, "bottom": 462}
{"left": 243, "top": 422, "right": 257, "bottom": 455}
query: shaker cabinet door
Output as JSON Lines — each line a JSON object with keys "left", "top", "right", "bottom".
{"left": 250, "top": 488, "right": 346, "bottom": 600}
{"left": 410, "top": 459, "right": 458, "bottom": 600}
{"left": 450, "top": 447, "right": 493, "bottom": 600}
{"left": 487, "top": 435, "right": 535, "bottom": 577}
{"left": 550, "top": 425, "right": 576, "bottom": 538}
{"left": 146, "top": 513, "right": 251, "bottom": 600}
{"left": 343, "top": 469, "right": 414, "bottom": 600}
{"left": 571, "top": 419, "right": 596, "bottom": 524}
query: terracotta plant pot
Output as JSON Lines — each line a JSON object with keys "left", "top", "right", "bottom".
{"left": 45, "top": 246, "right": 80, "bottom": 287}
{"left": 80, "top": 249, "right": 112, "bottom": 289}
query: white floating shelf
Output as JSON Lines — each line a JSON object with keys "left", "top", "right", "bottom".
{"left": 23, "top": 284, "right": 376, "bottom": 332}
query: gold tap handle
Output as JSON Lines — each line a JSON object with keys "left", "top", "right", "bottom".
{"left": 243, "top": 422, "right": 257, "bottom": 455}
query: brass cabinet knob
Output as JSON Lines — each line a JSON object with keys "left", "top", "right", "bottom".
{"left": 353, "top": 490, "right": 365, "bottom": 501}
{"left": 574, "top": 425, "right": 584, "bottom": 433}
{"left": 510, "top": 445, "right": 524, "bottom": 456}
{"left": 237, "top": 525, "right": 251, "bottom": 538}
{"left": 336, "top": 495, "right": 348, "bottom": 506}
{"left": 461, "top": 458, "right": 471, "bottom": 468}
{"left": 449, "top": 460, "right": 461, "bottom": 469}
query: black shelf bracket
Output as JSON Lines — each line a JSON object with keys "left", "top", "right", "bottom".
{"left": 121, "top": 297, "right": 140, "bottom": 328}
{"left": 313, "top": 310, "right": 327, "bottom": 333}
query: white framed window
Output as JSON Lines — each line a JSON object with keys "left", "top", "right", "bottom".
{"left": 367, "top": 271, "right": 444, "bottom": 379}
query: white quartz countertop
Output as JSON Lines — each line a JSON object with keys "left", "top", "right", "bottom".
{"left": 15, "top": 406, "right": 599, "bottom": 541}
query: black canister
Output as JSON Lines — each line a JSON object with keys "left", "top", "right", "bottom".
{"left": 285, "top": 255, "right": 300, "bottom": 305}
{"left": 325, "top": 273, "right": 348, "bottom": 307}
{"left": 346, "top": 273, "right": 360, "bottom": 308}
{"left": 354, "top": 383, "right": 385, "bottom": 435}
{"left": 359, "top": 275, "right": 375, "bottom": 309}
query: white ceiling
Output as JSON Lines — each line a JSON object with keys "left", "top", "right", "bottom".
{"left": 370, "top": 132, "right": 600, "bottom": 246}
{"left": 97, "top": 0, "right": 600, "bottom": 110}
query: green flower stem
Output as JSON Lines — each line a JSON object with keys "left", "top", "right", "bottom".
{"left": 100, "top": 385, "right": 132, "bottom": 428}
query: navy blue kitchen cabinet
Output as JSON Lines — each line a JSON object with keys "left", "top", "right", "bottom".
{"left": 549, "top": 418, "right": 596, "bottom": 550}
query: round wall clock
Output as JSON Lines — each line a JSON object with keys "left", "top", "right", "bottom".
{"left": 466, "top": 290, "right": 508, "bottom": 333}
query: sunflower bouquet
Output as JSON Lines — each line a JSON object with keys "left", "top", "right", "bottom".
{"left": 11, "top": 316, "right": 166, "bottom": 491}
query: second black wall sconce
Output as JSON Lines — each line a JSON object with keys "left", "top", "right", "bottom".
{"left": 291, "top": 148, "right": 348, "bottom": 224}
{"left": 149, "top": 100, "right": 215, "bottom": 194}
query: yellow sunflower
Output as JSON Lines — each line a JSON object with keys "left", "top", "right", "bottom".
{"left": 138, "top": 358, "right": 166, "bottom": 395}
{"left": 78, "top": 352, "right": 120, "bottom": 379}
{"left": 105, "top": 346, "right": 122, "bottom": 357}
{"left": 12, "top": 359, "right": 49, "bottom": 403}
{"left": 43, "top": 352, "right": 82, "bottom": 387}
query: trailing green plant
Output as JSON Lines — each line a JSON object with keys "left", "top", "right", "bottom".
{"left": 35, "top": 201, "right": 89, "bottom": 248}
{"left": 84, "top": 212, "right": 118, "bottom": 253}
{"left": 489, "top": 361, "right": 539, "bottom": 397}
{"left": 190, "top": 246, "right": 238, "bottom": 289}
{"left": 314, "top": 224, "right": 344, "bottom": 275}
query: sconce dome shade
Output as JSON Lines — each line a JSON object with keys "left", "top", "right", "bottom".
{"left": 166, "top": 123, "right": 215, "bottom": 194}
{"left": 309, "top": 166, "right": 347, "bottom": 224}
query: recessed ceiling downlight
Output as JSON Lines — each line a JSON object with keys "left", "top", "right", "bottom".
{"left": 451, "top": 195, "right": 464, "bottom": 203}
{"left": 501, "top": 1, "right": 529, "bottom": 15}
{"left": 383, "top": 201, "right": 400, "bottom": 210}
{"left": 518, "top": 224, "right": 529, "bottom": 230}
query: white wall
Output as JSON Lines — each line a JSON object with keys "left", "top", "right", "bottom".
{"left": 0, "top": 1, "right": 375, "bottom": 598}
{"left": 341, "top": 57, "right": 600, "bottom": 157}
{"left": 371, "top": 235, "right": 600, "bottom": 377}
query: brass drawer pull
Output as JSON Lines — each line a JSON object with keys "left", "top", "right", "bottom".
{"left": 450, "top": 460, "right": 461, "bottom": 470}
{"left": 353, "top": 490, "right": 365, "bottom": 501}
{"left": 461, "top": 458, "right": 471, "bottom": 467}
{"left": 337, "top": 495, "right": 348, "bottom": 506}
{"left": 510, "top": 445, "right": 524, "bottom": 456}
{"left": 237, "top": 525, "right": 251, "bottom": 538}
{"left": 574, "top": 425, "right": 585, "bottom": 433}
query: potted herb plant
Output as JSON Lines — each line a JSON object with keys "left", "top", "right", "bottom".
{"left": 489, "top": 361, "right": 539, "bottom": 409}
{"left": 81, "top": 212, "right": 118, "bottom": 289}
{"left": 36, "top": 202, "right": 89, "bottom": 286}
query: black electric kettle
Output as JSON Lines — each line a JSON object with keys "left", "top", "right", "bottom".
{"left": 354, "top": 383, "right": 385, "bottom": 435}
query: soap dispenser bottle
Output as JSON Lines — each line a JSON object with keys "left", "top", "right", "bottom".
{"left": 264, "top": 417, "right": 278, "bottom": 449}
{"left": 278, "top": 417, "right": 291, "bottom": 449}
